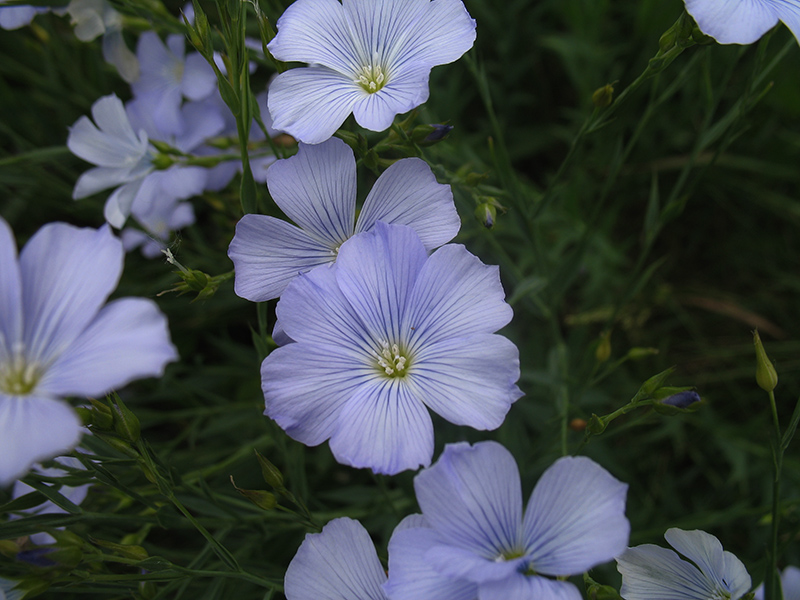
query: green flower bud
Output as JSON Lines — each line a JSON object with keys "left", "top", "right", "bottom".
{"left": 595, "top": 330, "right": 612, "bottom": 363}
{"left": 111, "top": 395, "right": 141, "bottom": 443}
{"left": 151, "top": 153, "right": 175, "bottom": 170}
{"left": 587, "top": 414, "right": 607, "bottom": 434}
{"left": 255, "top": 450, "right": 285, "bottom": 491}
{"left": 230, "top": 477, "right": 278, "bottom": 510}
{"left": 474, "top": 203, "right": 497, "bottom": 229}
{"left": 592, "top": 84, "right": 614, "bottom": 109}
{"left": 89, "top": 398, "right": 114, "bottom": 430}
{"left": 753, "top": 330, "right": 778, "bottom": 392}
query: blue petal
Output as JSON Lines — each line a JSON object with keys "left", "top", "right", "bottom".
{"left": 268, "top": 67, "right": 365, "bottom": 144}
{"left": 228, "top": 214, "right": 336, "bottom": 302}
{"left": 478, "top": 573, "right": 582, "bottom": 600}
{"left": 522, "top": 456, "right": 629, "bottom": 576}
{"left": 105, "top": 179, "right": 145, "bottom": 228}
{"left": 403, "top": 244, "right": 513, "bottom": 350}
{"left": 684, "top": 0, "right": 778, "bottom": 44}
{"left": 39, "top": 298, "right": 177, "bottom": 397}
{"left": 0, "top": 218, "right": 22, "bottom": 365}
{"left": 617, "top": 544, "right": 720, "bottom": 600}
{"left": 356, "top": 157, "right": 460, "bottom": 250}
{"left": 384, "top": 525, "right": 479, "bottom": 600}
{"left": 664, "top": 529, "right": 751, "bottom": 600}
{"left": 414, "top": 441, "right": 524, "bottom": 563}
{"left": 329, "top": 378, "right": 433, "bottom": 474}
{"left": 0, "top": 395, "right": 82, "bottom": 488}
{"left": 285, "top": 518, "right": 388, "bottom": 600}
{"left": 406, "top": 334, "right": 522, "bottom": 429}
{"left": 335, "top": 223, "right": 428, "bottom": 345}
{"left": 388, "top": 0, "right": 476, "bottom": 67}
{"left": 351, "top": 67, "right": 430, "bottom": 131}
{"left": 267, "top": 139, "right": 356, "bottom": 246}
{"left": 19, "top": 223, "right": 123, "bottom": 366}
{"left": 181, "top": 53, "right": 216, "bottom": 101}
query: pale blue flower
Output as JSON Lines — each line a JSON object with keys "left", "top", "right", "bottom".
{"left": 0, "top": 577, "right": 24, "bottom": 600}
{"left": 616, "top": 528, "right": 751, "bottom": 600}
{"left": 0, "top": 2, "right": 45, "bottom": 30}
{"left": 131, "top": 31, "right": 217, "bottom": 136}
{"left": 228, "top": 136, "right": 460, "bottom": 301}
{"left": 261, "top": 223, "right": 521, "bottom": 475}
{"left": 756, "top": 567, "right": 800, "bottom": 600}
{"left": 0, "top": 218, "right": 178, "bottom": 486}
{"left": 684, "top": 0, "right": 800, "bottom": 45}
{"left": 285, "top": 518, "right": 388, "bottom": 600}
{"left": 121, "top": 194, "right": 195, "bottom": 259}
{"left": 383, "top": 441, "right": 630, "bottom": 600}
{"left": 267, "top": 0, "right": 477, "bottom": 144}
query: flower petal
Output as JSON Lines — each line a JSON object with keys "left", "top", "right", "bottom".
{"left": 268, "top": 67, "right": 365, "bottom": 145}
{"left": 617, "top": 544, "right": 719, "bottom": 600}
{"left": 0, "top": 395, "right": 82, "bottom": 488}
{"left": 522, "top": 456, "right": 629, "bottom": 575}
{"left": 336, "top": 222, "right": 428, "bottom": 344}
{"left": 356, "top": 157, "right": 460, "bottom": 250}
{"left": 262, "top": 342, "right": 373, "bottom": 446}
{"left": 104, "top": 179, "right": 145, "bottom": 228}
{"left": 181, "top": 53, "right": 216, "bottom": 101}
{"left": 414, "top": 441, "right": 523, "bottom": 560}
{"left": 384, "top": 525, "right": 479, "bottom": 600}
{"left": 267, "top": 0, "right": 360, "bottom": 73}
{"left": 407, "top": 334, "right": 522, "bottom": 429}
{"left": 404, "top": 244, "right": 513, "bottom": 350}
{"left": 228, "top": 214, "right": 336, "bottom": 302}
{"left": 684, "top": 0, "right": 778, "bottom": 44}
{"left": 19, "top": 223, "right": 123, "bottom": 366}
{"left": 329, "top": 379, "right": 433, "bottom": 474}
{"left": 351, "top": 67, "right": 430, "bottom": 131}
{"left": 392, "top": 0, "right": 476, "bottom": 67}
{"left": 664, "top": 529, "right": 751, "bottom": 600}
{"left": 0, "top": 218, "right": 22, "bottom": 363}
{"left": 73, "top": 166, "right": 137, "bottom": 199}
{"left": 284, "top": 517, "right": 387, "bottom": 600}
{"left": 38, "top": 298, "right": 177, "bottom": 397}
{"left": 478, "top": 573, "right": 582, "bottom": 600}
{"left": 266, "top": 138, "right": 356, "bottom": 246}
{"left": 67, "top": 96, "right": 148, "bottom": 168}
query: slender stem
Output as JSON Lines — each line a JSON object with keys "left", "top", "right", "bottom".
{"left": 766, "top": 389, "right": 783, "bottom": 600}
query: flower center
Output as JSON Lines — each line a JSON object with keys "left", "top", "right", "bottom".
{"left": 356, "top": 64, "right": 387, "bottom": 93}
{"left": 0, "top": 354, "right": 42, "bottom": 396}
{"left": 374, "top": 340, "right": 409, "bottom": 377}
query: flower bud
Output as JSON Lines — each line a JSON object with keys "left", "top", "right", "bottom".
{"left": 89, "top": 398, "right": 114, "bottom": 430}
{"left": 254, "top": 450, "right": 285, "bottom": 491}
{"left": 587, "top": 414, "right": 607, "bottom": 434}
{"left": 595, "top": 331, "right": 612, "bottom": 363}
{"left": 753, "top": 330, "right": 778, "bottom": 392}
{"left": 659, "top": 390, "right": 701, "bottom": 409}
{"left": 411, "top": 124, "right": 453, "bottom": 146}
{"left": 474, "top": 203, "right": 496, "bottom": 229}
{"left": 592, "top": 84, "right": 614, "bottom": 109}
{"left": 111, "top": 395, "right": 141, "bottom": 443}
{"left": 230, "top": 477, "right": 277, "bottom": 510}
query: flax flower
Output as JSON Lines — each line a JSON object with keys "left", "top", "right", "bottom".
{"left": 267, "top": 0, "right": 477, "bottom": 144}
{"left": 684, "top": 0, "right": 800, "bottom": 45}
{"left": 383, "top": 441, "right": 629, "bottom": 600}
{"left": 261, "top": 223, "right": 521, "bottom": 475}
{"left": 228, "top": 137, "right": 460, "bottom": 301}
{"left": 0, "top": 219, "right": 177, "bottom": 486}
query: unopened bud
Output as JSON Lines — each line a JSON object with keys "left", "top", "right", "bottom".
{"left": 254, "top": 450, "right": 285, "bottom": 491}
{"left": 411, "top": 123, "right": 453, "bottom": 146}
{"left": 89, "top": 398, "right": 114, "bottom": 430}
{"left": 230, "top": 477, "right": 277, "bottom": 510}
{"left": 626, "top": 347, "right": 659, "bottom": 361}
{"left": 659, "top": 389, "right": 701, "bottom": 409}
{"left": 595, "top": 331, "right": 611, "bottom": 363}
{"left": 474, "top": 203, "right": 497, "bottom": 229}
{"left": 753, "top": 330, "right": 778, "bottom": 392}
{"left": 634, "top": 367, "right": 675, "bottom": 402}
{"left": 592, "top": 84, "right": 614, "bottom": 109}
{"left": 111, "top": 395, "right": 140, "bottom": 443}
{"left": 587, "top": 414, "right": 607, "bottom": 434}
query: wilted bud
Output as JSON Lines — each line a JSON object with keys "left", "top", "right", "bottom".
{"left": 111, "top": 395, "right": 140, "bottom": 443}
{"left": 411, "top": 123, "right": 453, "bottom": 146}
{"left": 592, "top": 84, "right": 614, "bottom": 109}
{"left": 230, "top": 477, "right": 278, "bottom": 510}
{"left": 753, "top": 330, "right": 778, "bottom": 392}
{"left": 595, "top": 331, "right": 612, "bottom": 363}
{"left": 254, "top": 450, "right": 285, "bottom": 491}
{"left": 474, "top": 203, "right": 497, "bottom": 229}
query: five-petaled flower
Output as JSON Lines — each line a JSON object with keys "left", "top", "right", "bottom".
{"left": 684, "top": 0, "right": 800, "bottom": 45}
{"left": 0, "top": 218, "right": 177, "bottom": 486}
{"left": 267, "top": 0, "right": 477, "bottom": 144}
{"left": 227, "top": 136, "right": 460, "bottom": 301}
{"left": 383, "top": 441, "right": 630, "bottom": 600}
{"left": 261, "top": 222, "right": 522, "bottom": 475}
{"left": 616, "top": 528, "right": 751, "bottom": 600}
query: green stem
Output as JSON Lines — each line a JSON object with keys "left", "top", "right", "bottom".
{"left": 766, "top": 390, "right": 783, "bottom": 600}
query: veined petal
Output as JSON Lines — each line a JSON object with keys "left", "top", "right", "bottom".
{"left": 262, "top": 342, "right": 373, "bottom": 446}
{"left": 38, "top": 298, "right": 177, "bottom": 397}
{"left": 351, "top": 67, "right": 430, "bottom": 132}
{"left": 181, "top": 53, "right": 216, "bottom": 100}
{"left": 228, "top": 214, "right": 336, "bottom": 302}
{"left": 267, "top": 138, "right": 357, "bottom": 246}
{"left": 285, "top": 518, "right": 387, "bottom": 600}
{"left": 0, "top": 395, "right": 82, "bottom": 488}
{"left": 523, "top": 456, "right": 629, "bottom": 576}
{"left": 407, "top": 334, "right": 522, "bottom": 430}
{"left": 684, "top": 0, "right": 778, "bottom": 44}
{"left": 664, "top": 529, "right": 751, "bottom": 600}
{"left": 275, "top": 259, "right": 372, "bottom": 352}
{"left": 68, "top": 97, "right": 148, "bottom": 168}
{"left": 20, "top": 223, "right": 123, "bottom": 366}
{"left": 356, "top": 157, "right": 460, "bottom": 250}
{"left": 617, "top": 544, "right": 721, "bottom": 600}
{"left": 73, "top": 166, "right": 139, "bottom": 199}
{"left": 414, "top": 441, "right": 524, "bottom": 560}
{"left": 404, "top": 244, "right": 513, "bottom": 350}
{"left": 268, "top": 67, "right": 365, "bottom": 145}
{"left": 105, "top": 179, "right": 145, "bottom": 228}
{"left": 267, "top": 0, "right": 361, "bottom": 73}
{"left": 384, "top": 526, "right": 480, "bottom": 600}
{"left": 329, "top": 378, "right": 433, "bottom": 474}
{"left": 336, "top": 222, "right": 427, "bottom": 344}
{"left": 425, "top": 543, "right": 526, "bottom": 584}
{"left": 478, "top": 573, "right": 582, "bottom": 600}
{"left": 776, "top": 4, "right": 800, "bottom": 46}
{"left": 91, "top": 92, "right": 139, "bottom": 142}
{"left": 0, "top": 218, "right": 22, "bottom": 363}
